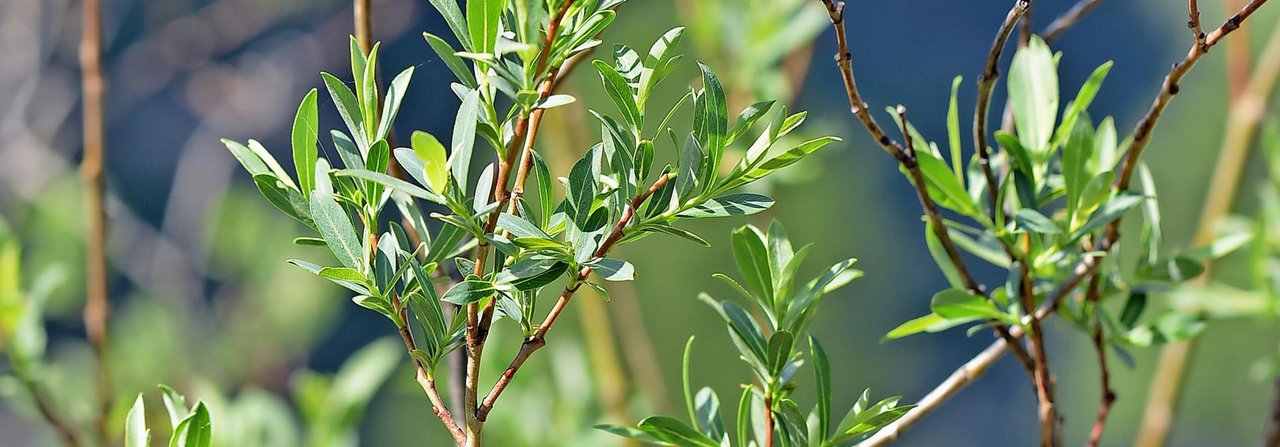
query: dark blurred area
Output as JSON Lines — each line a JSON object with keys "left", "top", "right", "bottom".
{"left": 1, "top": 0, "right": 1277, "bottom": 445}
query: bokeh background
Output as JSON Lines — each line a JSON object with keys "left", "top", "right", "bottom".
{"left": 1, "top": 0, "right": 1278, "bottom": 445}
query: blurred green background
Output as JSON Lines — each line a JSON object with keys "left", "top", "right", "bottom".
{"left": 1, "top": 0, "right": 1278, "bottom": 445}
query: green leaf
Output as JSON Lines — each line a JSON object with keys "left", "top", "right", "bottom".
{"left": 695, "top": 63, "right": 728, "bottom": 188}
{"left": 408, "top": 131, "right": 447, "bottom": 194}
{"left": 701, "top": 294, "right": 768, "bottom": 368}
{"left": 1074, "top": 193, "right": 1145, "bottom": 241}
{"left": 292, "top": 89, "right": 319, "bottom": 197}
{"left": 883, "top": 313, "right": 974, "bottom": 340}
{"left": 726, "top": 136, "right": 840, "bottom": 190}
{"left": 310, "top": 190, "right": 363, "bottom": 271}
{"left": 924, "top": 221, "right": 964, "bottom": 289}
{"left": 637, "top": 416, "right": 721, "bottom": 447}
{"left": 377, "top": 67, "right": 414, "bottom": 141}
{"left": 442, "top": 279, "right": 496, "bottom": 305}
{"left": 423, "top": 32, "right": 476, "bottom": 86}
{"left": 1008, "top": 36, "right": 1058, "bottom": 155}
{"left": 245, "top": 140, "right": 296, "bottom": 189}
{"left": 251, "top": 174, "right": 314, "bottom": 228}
{"left": 1053, "top": 61, "right": 1112, "bottom": 151}
{"left": 335, "top": 169, "right": 444, "bottom": 204}
{"left": 644, "top": 224, "right": 710, "bottom": 247}
{"left": 694, "top": 387, "right": 725, "bottom": 441}
{"left": 588, "top": 258, "right": 635, "bottom": 281}
{"left": 567, "top": 148, "right": 599, "bottom": 226}
{"left": 125, "top": 395, "right": 150, "bottom": 447}
{"left": 946, "top": 76, "right": 964, "bottom": 180}
{"left": 223, "top": 139, "right": 270, "bottom": 176}
{"left": 811, "top": 337, "right": 832, "bottom": 442}
{"left": 157, "top": 385, "right": 189, "bottom": 428}
{"left": 321, "top": 72, "right": 366, "bottom": 146}
{"left": 426, "top": 0, "right": 473, "bottom": 51}
{"left": 731, "top": 225, "right": 773, "bottom": 305}
{"left": 931, "top": 289, "right": 1004, "bottom": 321}
{"left": 318, "top": 267, "right": 368, "bottom": 283}
{"left": 533, "top": 151, "right": 554, "bottom": 229}
{"left": 1013, "top": 209, "right": 1061, "bottom": 234}
{"left": 678, "top": 193, "right": 774, "bottom": 218}
{"left": 170, "top": 402, "right": 212, "bottom": 447}
{"left": 594, "top": 60, "right": 642, "bottom": 129}
{"left": 467, "top": 0, "right": 502, "bottom": 54}
{"left": 452, "top": 89, "right": 481, "bottom": 190}
{"left": 596, "top": 425, "right": 669, "bottom": 444}
{"left": 766, "top": 330, "right": 794, "bottom": 375}
{"left": 497, "top": 213, "right": 549, "bottom": 239}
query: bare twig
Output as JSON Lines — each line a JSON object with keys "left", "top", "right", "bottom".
{"left": 391, "top": 294, "right": 466, "bottom": 445}
{"left": 79, "top": 0, "right": 112, "bottom": 440}
{"left": 1042, "top": 0, "right": 1105, "bottom": 43}
{"left": 1020, "top": 255, "right": 1060, "bottom": 447}
{"left": 1135, "top": 10, "right": 1280, "bottom": 447}
{"left": 1085, "top": 278, "right": 1115, "bottom": 447}
{"left": 857, "top": 255, "right": 1102, "bottom": 447}
{"left": 821, "top": 0, "right": 1036, "bottom": 375}
{"left": 19, "top": 377, "right": 85, "bottom": 447}
{"left": 974, "top": 0, "right": 1030, "bottom": 213}
{"left": 1188, "top": 0, "right": 1206, "bottom": 49}
{"left": 476, "top": 174, "right": 674, "bottom": 421}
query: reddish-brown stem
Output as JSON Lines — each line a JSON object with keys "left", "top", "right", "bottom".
{"left": 1264, "top": 377, "right": 1280, "bottom": 447}
{"left": 475, "top": 174, "right": 673, "bottom": 421}
{"left": 1042, "top": 0, "right": 1105, "bottom": 43}
{"left": 1084, "top": 278, "right": 1115, "bottom": 447}
{"left": 763, "top": 395, "right": 775, "bottom": 447}
{"left": 974, "top": 0, "right": 1030, "bottom": 215}
{"left": 79, "top": 0, "right": 112, "bottom": 440}
{"left": 392, "top": 294, "right": 465, "bottom": 445}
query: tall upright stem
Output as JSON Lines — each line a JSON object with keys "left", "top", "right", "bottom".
{"left": 79, "top": 0, "right": 112, "bottom": 440}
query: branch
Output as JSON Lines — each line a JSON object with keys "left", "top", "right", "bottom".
{"left": 974, "top": 0, "right": 1030, "bottom": 214}
{"left": 1041, "top": 0, "right": 1105, "bottom": 43}
{"left": 391, "top": 294, "right": 466, "bottom": 445}
{"left": 856, "top": 253, "right": 1103, "bottom": 447}
{"left": 79, "top": 0, "right": 112, "bottom": 439}
{"left": 475, "top": 173, "right": 674, "bottom": 421}
{"left": 1084, "top": 278, "right": 1115, "bottom": 447}
{"left": 1188, "top": 0, "right": 1206, "bottom": 49}
{"left": 19, "top": 376, "right": 85, "bottom": 447}
{"left": 1113, "top": 0, "right": 1269, "bottom": 193}
{"left": 1134, "top": 9, "right": 1280, "bottom": 447}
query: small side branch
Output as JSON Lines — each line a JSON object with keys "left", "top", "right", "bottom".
{"left": 1188, "top": 0, "right": 1206, "bottom": 49}
{"left": 79, "top": 0, "right": 112, "bottom": 440}
{"left": 1085, "top": 278, "right": 1115, "bottom": 447}
{"left": 475, "top": 174, "right": 673, "bottom": 421}
{"left": 974, "top": 0, "right": 1030, "bottom": 214}
{"left": 1042, "top": 0, "right": 1105, "bottom": 43}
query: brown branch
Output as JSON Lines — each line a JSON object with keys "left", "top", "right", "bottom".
{"left": 764, "top": 395, "right": 775, "bottom": 447}
{"left": 475, "top": 174, "right": 673, "bottom": 421}
{"left": 974, "top": 0, "right": 1030, "bottom": 214}
{"left": 79, "top": 0, "right": 112, "bottom": 440}
{"left": 820, "top": 0, "right": 981, "bottom": 296}
{"left": 391, "top": 294, "right": 466, "bottom": 445}
{"left": 19, "top": 376, "right": 85, "bottom": 447}
{"left": 1019, "top": 257, "right": 1060, "bottom": 447}
{"left": 1226, "top": 0, "right": 1253, "bottom": 99}
{"left": 1188, "top": 0, "right": 1206, "bottom": 49}
{"left": 1042, "top": 0, "right": 1105, "bottom": 43}
{"left": 1084, "top": 278, "right": 1115, "bottom": 447}
{"left": 1113, "top": 0, "right": 1268, "bottom": 193}
{"left": 462, "top": 4, "right": 577, "bottom": 442}
{"left": 1134, "top": 9, "right": 1280, "bottom": 447}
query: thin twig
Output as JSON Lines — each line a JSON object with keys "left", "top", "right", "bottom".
{"left": 1188, "top": 0, "right": 1206, "bottom": 49}
{"left": 1134, "top": 9, "right": 1280, "bottom": 447}
{"left": 821, "top": 0, "right": 1036, "bottom": 373}
{"left": 20, "top": 377, "right": 84, "bottom": 447}
{"left": 857, "top": 255, "right": 1102, "bottom": 447}
{"left": 974, "top": 0, "right": 1030, "bottom": 214}
{"left": 391, "top": 294, "right": 466, "bottom": 445}
{"left": 1020, "top": 255, "right": 1060, "bottom": 447}
{"left": 1042, "top": 0, "right": 1105, "bottom": 43}
{"left": 476, "top": 174, "right": 674, "bottom": 421}
{"left": 79, "top": 0, "right": 112, "bottom": 440}
{"left": 1085, "top": 277, "right": 1115, "bottom": 447}
{"left": 764, "top": 395, "right": 775, "bottom": 447}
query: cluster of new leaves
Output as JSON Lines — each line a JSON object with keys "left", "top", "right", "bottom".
{"left": 881, "top": 37, "right": 1235, "bottom": 350}
{"left": 599, "top": 222, "right": 910, "bottom": 447}
{"left": 223, "top": 0, "right": 836, "bottom": 438}
{"left": 124, "top": 386, "right": 214, "bottom": 447}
